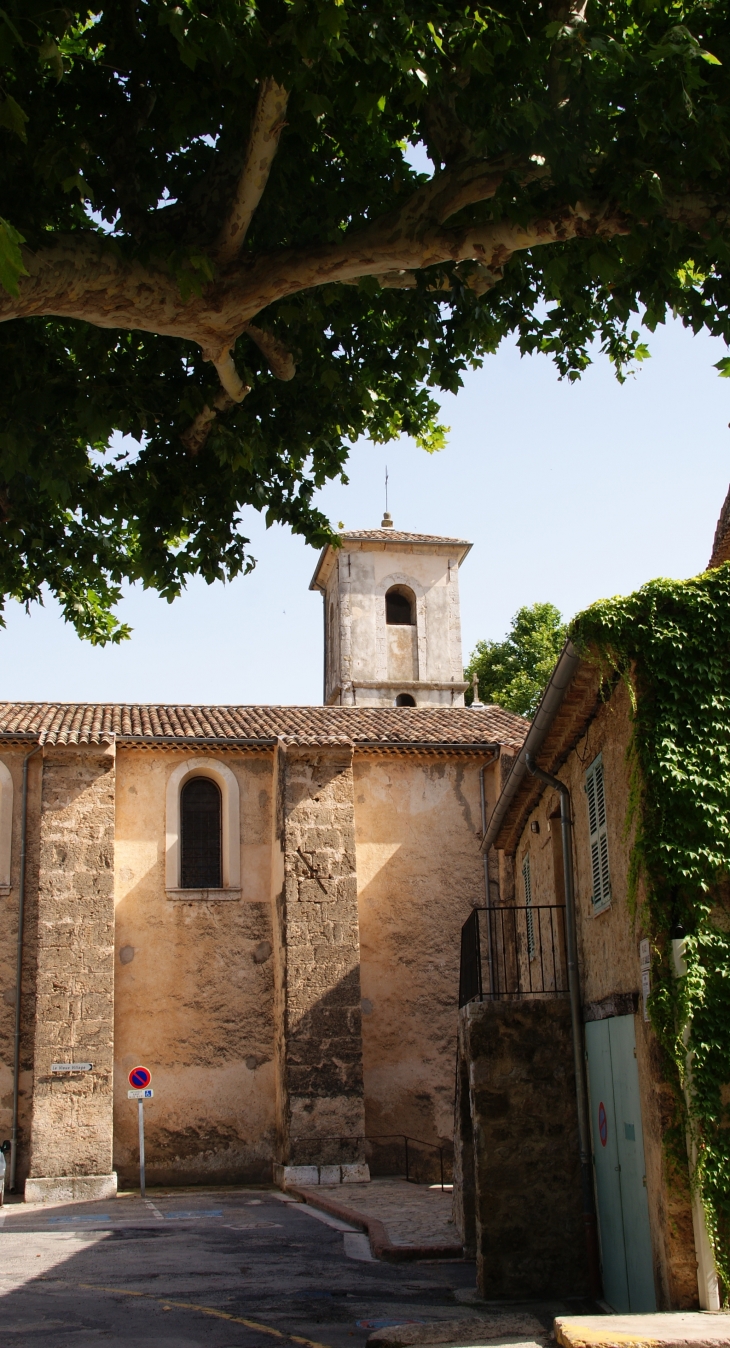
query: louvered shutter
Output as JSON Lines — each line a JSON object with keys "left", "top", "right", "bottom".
{"left": 585, "top": 755, "right": 611, "bottom": 912}
{"left": 522, "top": 853, "right": 536, "bottom": 958}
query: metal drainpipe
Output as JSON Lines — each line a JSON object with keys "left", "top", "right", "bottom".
{"left": 10, "top": 743, "right": 42, "bottom": 1192}
{"left": 525, "top": 752, "right": 602, "bottom": 1298}
{"left": 479, "top": 750, "right": 500, "bottom": 992}
{"left": 322, "top": 589, "right": 328, "bottom": 705}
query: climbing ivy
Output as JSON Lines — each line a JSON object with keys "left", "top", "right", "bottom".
{"left": 569, "top": 565, "right": 730, "bottom": 1292}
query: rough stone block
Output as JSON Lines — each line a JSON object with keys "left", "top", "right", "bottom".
{"left": 555, "top": 1316, "right": 730, "bottom": 1348}
{"left": 341, "top": 1162, "right": 370, "bottom": 1184}
{"left": 275, "top": 1164, "right": 319, "bottom": 1189}
{"left": 318, "top": 1165, "right": 341, "bottom": 1185}
{"left": 25, "top": 1172, "right": 117, "bottom": 1204}
{"left": 275, "top": 743, "right": 366, "bottom": 1177}
{"left": 455, "top": 998, "right": 588, "bottom": 1300}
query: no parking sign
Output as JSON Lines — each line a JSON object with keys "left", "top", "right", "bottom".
{"left": 128, "top": 1067, "right": 152, "bottom": 1198}
{"left": 128, "top": 1066, "right": 151, "bottom": 1089}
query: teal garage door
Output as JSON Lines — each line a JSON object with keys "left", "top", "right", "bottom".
{"left": 585, "top": 1014, "right": 656, "bottom": 1312}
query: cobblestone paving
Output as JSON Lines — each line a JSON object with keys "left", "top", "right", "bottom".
{"left": 300, "top": 1179, "right": 458, "bottom": 1248}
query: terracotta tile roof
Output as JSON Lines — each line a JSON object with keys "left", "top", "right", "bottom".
{"left": 340, "top": 530, "right": 471, "bottom": 544}
{"left": 0, "top": 702, "right": 528, "bottom": 749}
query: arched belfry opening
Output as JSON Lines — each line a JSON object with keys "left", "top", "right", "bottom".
{"left": 385, "top": 586, "right": 415, "bottom": 626}
{"left": 395, "top": 693, "right": 416, "bottom": 707}
{"left": 385, "top": 585, "right": 419, "bottom": 683}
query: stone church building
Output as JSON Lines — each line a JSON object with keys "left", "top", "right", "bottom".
{"left": 0, "top": 525, "right": 527, "bottom": 1202}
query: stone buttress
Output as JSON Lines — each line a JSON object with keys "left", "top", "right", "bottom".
{"left": 25, "top": 744, "right": 116, "bottom": 1202}
{"left": 272, "top": 742, "right": 368, "bottom": 1186}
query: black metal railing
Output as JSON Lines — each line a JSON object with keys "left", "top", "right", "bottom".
{"left": 289, "top": 1133, "right": 453, "bottom": 1189}
{"left": 459, "top": 904, "right": 568, "bottom": 1006}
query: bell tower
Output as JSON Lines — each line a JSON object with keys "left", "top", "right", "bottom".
{"left": 310, "top": 519, "right": 471, "bottom": 707}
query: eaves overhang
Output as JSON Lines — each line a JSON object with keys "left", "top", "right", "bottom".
{"left": 309, "top": 531, "right": 473, "bottom": 592}
{"left": 481, "top": 641, "right": 604, "bottom": 856}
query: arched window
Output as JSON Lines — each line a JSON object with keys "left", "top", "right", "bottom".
{"left": 395, "top": 693, "right": 416, "bottom": 707}
{"left": 165, "top": 758, "right": 240, "bottom": 896}
{"left": 385, "top": 586, "right": 415, "bottom": 626}
{"left": 180, "top": 777, "right": 222, "bottom": 889}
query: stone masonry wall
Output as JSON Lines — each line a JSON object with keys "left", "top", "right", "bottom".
{"left": 27, "top": 745, "right": 116, "bottom": 1188}
{"left": 274, "top": 745, "right": 366, "bottom": 1172}
{"left": 455, "top": 997, "right": 589, "bottom": 1299}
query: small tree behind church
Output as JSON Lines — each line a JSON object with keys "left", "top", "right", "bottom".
{"left": 465, "top": 603, "right": 566, "bottom": 718}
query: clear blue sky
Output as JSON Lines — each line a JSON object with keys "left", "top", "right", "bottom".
{"left": 1, "top": 317, "right": 728, "bottom": 706}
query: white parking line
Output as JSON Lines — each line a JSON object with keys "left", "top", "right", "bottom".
{"left": 144, "top": 1200, "right": 164, "bottom": 1221}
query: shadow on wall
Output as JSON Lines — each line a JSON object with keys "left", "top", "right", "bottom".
{"left": 281, "top": 962, "right": 454, "bottom": 1185}
{"left": 454, "top": 997, "right": 589, "bottom": 1300}
{"left": 3, "top": 754, "right": 47, "bottom": 1191}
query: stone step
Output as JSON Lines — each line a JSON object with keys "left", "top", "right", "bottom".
{"left": 555, "top": 1314, "right": 730, "bottom": 1348}
{"left": 367, "top": 1316, "right": 546, "bottom": 1347}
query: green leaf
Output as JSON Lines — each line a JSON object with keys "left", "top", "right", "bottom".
{"left": 0, "top": 216, "right": 27, "bottom": 296}
{"left": 714, "top": 358, "right": 730, "bottom": 378}
{"left": 61, "top": 173, "right": 93, "bottom": 201}
{"left": 38, "top": 36, "right": 63, "bottom": 81}
{"left": 415, "top": 422, "right": 449, "bottom": 454}
{"left": 427, "top": 22, "right": 444, "bottom": 54}
{"left": 0, "top": 92, "right": 28, "bottom": 140}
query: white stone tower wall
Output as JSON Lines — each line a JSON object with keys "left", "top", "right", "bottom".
{"left": 314, "top": 534, "right": 470, "bottom": 707}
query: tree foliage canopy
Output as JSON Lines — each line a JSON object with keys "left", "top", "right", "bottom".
{"left": 1, "top": 1, "right": 729, "bottom": 640}
{"left": 464, "top": 602, "right": 566, "bottom": 716}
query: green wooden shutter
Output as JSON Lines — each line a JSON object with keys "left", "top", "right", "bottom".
{"left": 522, "top": 853, "right": 535, "bottom": 958}
{"left": 585, "top": 754, "right": 611, "bottom": 913}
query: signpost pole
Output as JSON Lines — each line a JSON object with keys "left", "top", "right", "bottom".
{"left": 138, "top": 1100, "right": 146, "bottom": 1199}
{"left": 128, "top": 1067, "right": 152, "bottom": 1201}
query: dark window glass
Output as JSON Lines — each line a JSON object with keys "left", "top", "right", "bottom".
{"left": 386, "top": 587, "right": 414, "bottom": 625}
{"left": 395, "top": 693, "right": 416, "bottom": 707}
{"left": 181, "top": 777, "right": 222, "bottom": 888}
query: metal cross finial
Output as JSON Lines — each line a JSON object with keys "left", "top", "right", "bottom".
{"left": 381, "top": 464, "right": 394, "bottom": 528}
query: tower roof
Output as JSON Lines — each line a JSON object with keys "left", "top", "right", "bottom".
{"left": 309, "top": 529, "right": 472, "bottom": 591}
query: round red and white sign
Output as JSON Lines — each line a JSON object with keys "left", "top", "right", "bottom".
{"left": 128, "top": 1066, "right": 151, "bottom": 1089}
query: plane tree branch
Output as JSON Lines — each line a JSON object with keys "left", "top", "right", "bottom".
{"left": 215, "top": 79, "right": 289, "bottom": 266}
{"left": 0, "top": 166, "right": 715, "bottom": 389}
{"left": 244, "top": 322, "right": 296, "bottom": 380}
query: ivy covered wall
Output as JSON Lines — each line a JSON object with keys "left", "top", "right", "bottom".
{"left": 570, "top": 564, "right": 730, "bottom": 1290}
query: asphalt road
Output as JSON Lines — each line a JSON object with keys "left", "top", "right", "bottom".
{"left": 0, "top": 1187, "right": 574, "bottom": 1347}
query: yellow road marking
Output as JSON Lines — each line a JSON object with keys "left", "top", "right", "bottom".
{"left": 44, "top": 1281, "right": 332, "bottom": 1348}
